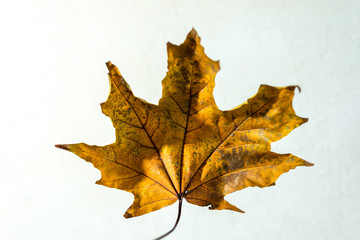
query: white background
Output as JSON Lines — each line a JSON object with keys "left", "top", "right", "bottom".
{"left": 1, "top": 0, "right": 359, "bottom": 239}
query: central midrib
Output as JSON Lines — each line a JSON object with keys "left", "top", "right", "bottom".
{"left": 179, "top": 63, "right": 195, "bottom": 196}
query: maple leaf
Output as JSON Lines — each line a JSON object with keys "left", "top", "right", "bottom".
{"left": 56, "top": 29, "right": 312, "bottom": 239}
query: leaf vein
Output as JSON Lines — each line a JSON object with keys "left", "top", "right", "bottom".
{"left": 167, "top": 89, "right": 187, "bottom": 114}
{"left": 111, "top": 77, "right": 179, "bottom": 195}
{"left": 184, "top": 97, "right": 276, "bottom": 192}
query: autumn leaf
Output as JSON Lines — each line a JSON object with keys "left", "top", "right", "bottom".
{"left": 56, "top": 29, "right": 312, "bottom": 239}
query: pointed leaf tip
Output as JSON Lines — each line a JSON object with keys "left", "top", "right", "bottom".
{"left": 55, "top": 144, "right": 69, "bottom": 150}
{"left": 123, "top": 211, "right": 133, "bottom": 219}
{"left": 106, "top": 61, "right": 113, "bottom": 70}
{"left": 106, "top": 61, "right": 122, "bottom": 77}
{"left": 188, "top": 28, "right": 198, "bottom": 37}
{"left": 303, "top": 161, "right": 314, "bottom": 167}
{"left": 186, "top": 28, "right": 200, "bottom": 43}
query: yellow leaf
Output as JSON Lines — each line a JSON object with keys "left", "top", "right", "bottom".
{"left": 56, "top": 28, "right": 312, "bottom": 238}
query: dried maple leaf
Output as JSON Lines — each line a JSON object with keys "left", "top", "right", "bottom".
{"left": 56, "top": 29, "right": 312, "bottom": 239}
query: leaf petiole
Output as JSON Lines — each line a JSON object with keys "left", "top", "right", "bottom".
{"left": 154, "top": 198, "right": 183, "bottom": 240}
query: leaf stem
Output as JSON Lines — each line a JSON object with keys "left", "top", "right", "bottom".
{"left": 154, "top": 198, "right": 183, "bottom": 240}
